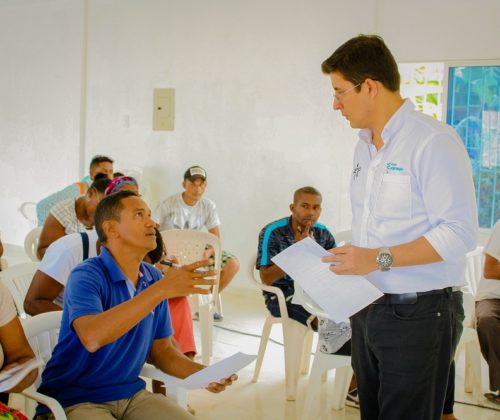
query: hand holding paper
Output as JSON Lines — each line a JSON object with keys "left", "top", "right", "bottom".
{"left": 271, "top": 237, "right": 383, "bottom": 321}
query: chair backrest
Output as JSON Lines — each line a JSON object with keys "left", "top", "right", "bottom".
{"left": 294, "top": 283, "right": 331, "bottom": 320}
{"left": 464, "top": 246, "right": 484, "bottom": 296}
{"left": 21, "top": 311, "right": 62, "bottom": 386}
{"left": 161, "top": 229, "right": 222, "bottom": 302}
{"left": 334, "top": 230, "right": 352, "bottom": 247}
{"left": 24, "top": 226, "right": 43, "bottom": 262}
{"left": 19, "top": 201, "right": 38, "bottom": 227}
{"left": 461, "top": 246, "right": 485, "bottom": 328}
{"left": 0, "top": 262, "right": 39, "bottom": 317}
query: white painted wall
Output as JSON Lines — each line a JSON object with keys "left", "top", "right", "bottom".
{"left": 1, "top": 0, "right": 499, "bottom": 289}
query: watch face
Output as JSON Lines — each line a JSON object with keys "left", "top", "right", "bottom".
{"left": 377, "top": 252, "right": 393, "bottom": 269}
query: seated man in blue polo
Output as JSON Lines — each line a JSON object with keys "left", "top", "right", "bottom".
{"left": 256, "top": 186, "right": 351, "bottom": 355}
{"left": 35, "top": 190, "right": 237, "bottom": 420}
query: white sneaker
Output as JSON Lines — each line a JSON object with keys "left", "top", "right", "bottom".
{"left": 318, "top": 319, "right": 351, "bottom": 354}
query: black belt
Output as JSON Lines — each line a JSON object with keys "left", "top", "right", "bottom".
{"left": 371, "top": 287, "right": 453, "bottom": 305}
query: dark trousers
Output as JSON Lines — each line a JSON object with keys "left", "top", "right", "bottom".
{"left": 351, "top": 290, "right": 461, "bottom": 420}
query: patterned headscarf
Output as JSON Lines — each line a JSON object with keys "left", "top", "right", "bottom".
{"left": 104, "top": 176, "right": 139, "bottom": 196}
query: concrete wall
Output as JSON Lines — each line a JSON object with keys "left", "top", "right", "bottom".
{"left": 1, "top": 0, "right": 499, "bottom": 288}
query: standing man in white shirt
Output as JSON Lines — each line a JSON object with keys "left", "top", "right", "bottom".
{"left": 476, "top": 220, "right": 500, "bottom": 405}
{"left": 153, "top": 166, "right": 240, "bottom": 319}
{"left": 321, "top": 35, "right": 478, "bottom": 420}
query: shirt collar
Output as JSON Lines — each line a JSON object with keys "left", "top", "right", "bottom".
{"left": 99, "top": 246, "right": 152, "bottom": 289}
{"left": 358, "top": 98, "right": 414, "bottom": 146}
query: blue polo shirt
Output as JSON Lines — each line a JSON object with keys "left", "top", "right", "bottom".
{"left": 256, "top": 216, "right": 335, "bottom": 298}
{"left": 36, "top": 247, "right": 172, "bottom": 414}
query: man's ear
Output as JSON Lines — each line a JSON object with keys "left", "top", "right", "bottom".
{"left": 102, "top": 219, "right": 119, "bottom": 240}
{"left": 365, "top": 78, "right": 379, "bottom": 98}
{"left": 182, "top": 180, "right": 187, "bottom": 189}
{"left": 289, "top": 203, "right": 295, "bottom": 213}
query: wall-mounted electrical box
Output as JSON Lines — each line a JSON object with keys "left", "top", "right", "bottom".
{"left": 153, "top": 88, "right": 175, "bottom": 131}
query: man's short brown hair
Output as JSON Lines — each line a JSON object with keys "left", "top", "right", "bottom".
{"left": 322, "top": 34, "right": 400, "bottom": 92}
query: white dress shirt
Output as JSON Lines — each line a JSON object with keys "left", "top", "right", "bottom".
{"left": 351, "top": 99, "right": 478, "bottom": 293}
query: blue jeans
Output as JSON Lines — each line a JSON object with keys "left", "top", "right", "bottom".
{"left": 351, "top": 289, "right": 460, "bottom": 420}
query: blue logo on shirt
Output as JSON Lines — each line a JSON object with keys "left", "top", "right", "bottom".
{"left": 386, "top": 162, "right": 404, "bottom": 172}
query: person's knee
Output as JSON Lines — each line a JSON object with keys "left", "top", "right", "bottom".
{"left": 224, "top": 257, "right": 240, "bottom": 275}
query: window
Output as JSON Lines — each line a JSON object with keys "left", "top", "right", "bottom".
{"left": 398, "top": 62, "right": 500, "bottom": 228}
{"left": 445, "top": 63, "right": 500, "bottom": 228}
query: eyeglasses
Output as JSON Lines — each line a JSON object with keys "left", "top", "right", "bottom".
{"left": 334, "top": 81, "right": 362, "bottom": 102}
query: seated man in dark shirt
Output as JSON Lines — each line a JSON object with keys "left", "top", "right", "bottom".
{"left": 256, "top": 186, "right": 351, "bottom": 355}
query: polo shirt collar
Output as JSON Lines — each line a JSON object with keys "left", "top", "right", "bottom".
{"left": 99, "top": 246, "right": 152, "bottom": 289}
{"left": 358, "top": 98, "right": 414, "bottom": 147}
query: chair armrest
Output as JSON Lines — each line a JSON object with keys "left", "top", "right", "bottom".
{"left": 21, "top": 387, "right": 67, "bottom": 420}
{"left": 140, "top": 363, "right": 184, "bottom": 388}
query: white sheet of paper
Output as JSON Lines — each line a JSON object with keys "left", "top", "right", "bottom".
{"left": 182, "top": 352, "right": 256, "bottom": 390}
{"left": 271, "top": 237, "right": 383, "bottom": 322}
{"left": 0, "top": 358, "right": 42, "bottom": 392}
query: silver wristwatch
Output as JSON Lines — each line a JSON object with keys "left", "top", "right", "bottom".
{"left": 376, "top": 247, "right": 393, "bottom": 272}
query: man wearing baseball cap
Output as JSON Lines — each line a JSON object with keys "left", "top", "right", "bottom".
{"left": 153, "top": 166, "right": 240, "bottom": 320}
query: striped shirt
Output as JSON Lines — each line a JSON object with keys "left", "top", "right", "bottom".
{"left": 256, "top": 217, "right": 335, "bottom": 297}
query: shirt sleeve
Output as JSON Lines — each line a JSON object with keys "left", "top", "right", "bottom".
{"left": 485, "top": 221, "right": 500, "bottom": 261}
{"left": 257, "top": 228, "right": 281, "bottom": 268}
{"left": 205, "top": 200, "right": 221, "bottom": 230}
{"left": 64, "top": 263, "right": 106, "bottom": 326}
{"left": 38, "top": 236, "right": 81, "bottom": 286}
{"left": 419, "top": 131, "right": 479, "bottom": 261}
{"left": 152, "top": 201, "right": 166, "bottom": 230}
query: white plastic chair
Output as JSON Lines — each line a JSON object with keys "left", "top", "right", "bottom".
{"left": 15, "top": 311, "right": 67, "bottom": 419}
{"left": 24, "top": 226, "right": 43, "bottom": 262}
{"left": 18, "top": 312, "right": 194, "bottom": 416}
{"left": 454, "top": 246, "right": 484, "bottom": 403}
{"left": 161, "top": 229, "right": 222, "bottom": 365}
{"left": 251, "top": 262, "right": 313, "bottom": 401}
{"left": 19, "top": 201, "right": 38, "bottom": 227}
{"left": 294, "top": 284, "right": 353, "bottom": 417}
{"left": 0, "top": 262, "right": 39, "bottom": 317}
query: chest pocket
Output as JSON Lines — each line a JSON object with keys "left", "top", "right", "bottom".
{"left": 373, "top": 173, "right": 411, "bottom": 220}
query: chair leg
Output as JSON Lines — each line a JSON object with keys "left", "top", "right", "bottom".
{"left": 300, "top": 330, "right": 313, "bottom": 375}
{"left": 252, "top": 318, "right": 274, "bottom": 382}
{"left": 216, "top": 294, "right": 224, "bottom": 317}
{"left": 302, "top": 352, "right": 328, "bottom": 419}
{"left": 331, "top": 365, "right": 353, "bottom": 410}
{"left": 199, "top": 304, "right": 213, "bottom": 365}
{"left": 283, "top": 320, "right": 308, "bottom": 401}
{"left": 467, "top": 341, "right": 483, "bottom": 403}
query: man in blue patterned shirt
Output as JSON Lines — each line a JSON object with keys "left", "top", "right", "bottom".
{"left": 256, "top": 186, "right": 351, "bottom": 355}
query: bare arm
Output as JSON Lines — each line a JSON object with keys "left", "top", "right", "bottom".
{"left": 259, "top": 265, "right": 287, "bottom": 285}
{"left": 148, "top": 336, "right": 237, "bottom": 393}
{"left": 324, "top": 236, "right": 442, "bottom": 275}
{"left": 24, "top": 270, "right": 64, "bottom": 316}
{"left": 37, "top": 213, "right": 66, "bottom": 259}
{"left": 73, "top": 261, "right": 216, "bottom": 353}
{"left": 483, "top": 253, "right": 500, "bottom": 280}
{"left": 0, "top": 317, "right": 37, "bottom": 393}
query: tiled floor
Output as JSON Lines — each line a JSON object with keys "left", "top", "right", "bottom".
{"left": 187, "top": 291, "right": 500, "bottom": 420}
{"left": 3, "top": 243, "right": 500, "bottom": 419}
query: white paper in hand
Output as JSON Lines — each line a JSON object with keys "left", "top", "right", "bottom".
{"left": 0, "top": 358, "right": 42, "bottom": 392}
{"left": 182, "top": 352, "right": 256, "bottom": 390}
{"left": 271, "top": 237, "right": 383, "bottom": 321}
